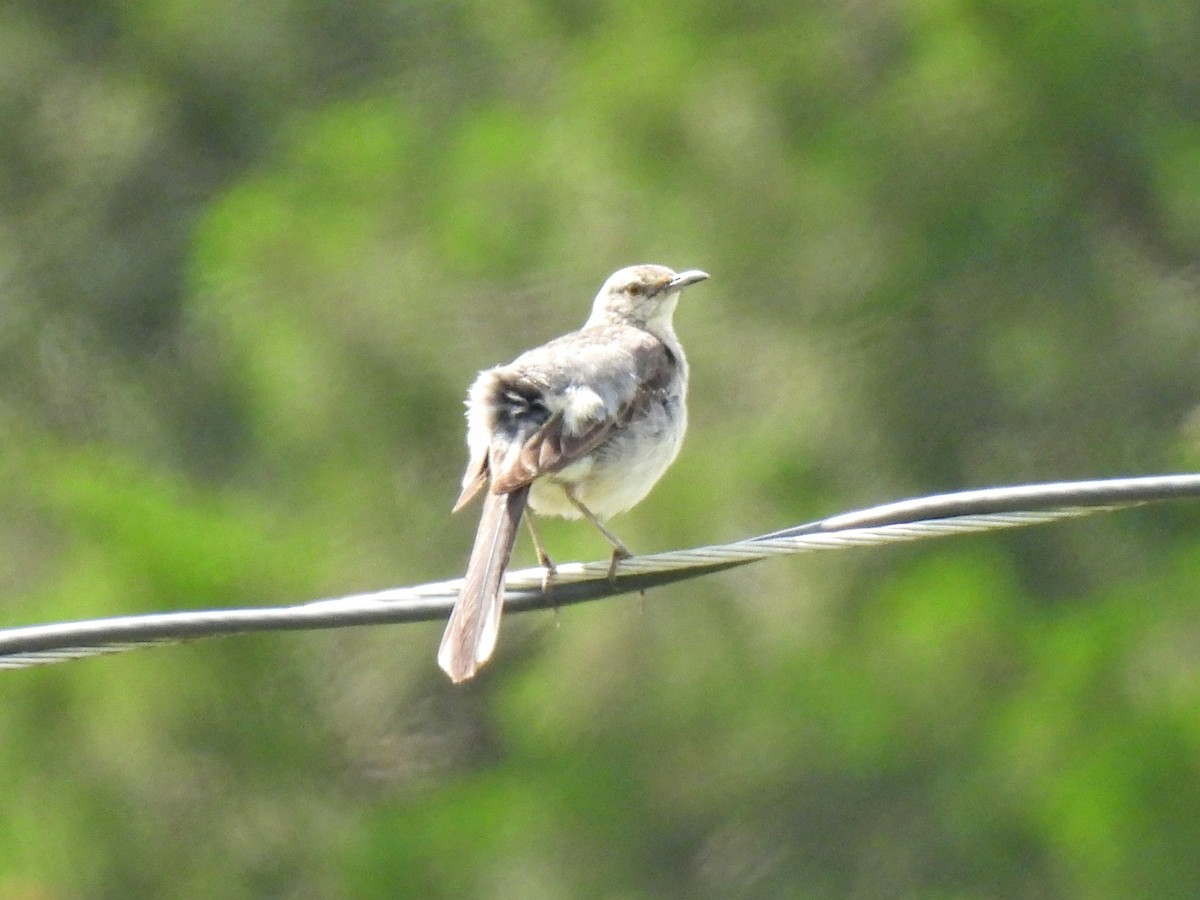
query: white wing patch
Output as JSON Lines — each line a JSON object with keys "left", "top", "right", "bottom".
{"left": 560, "top": 385, "right": 607, "bottom": 435}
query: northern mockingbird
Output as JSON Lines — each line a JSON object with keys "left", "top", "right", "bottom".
{"left": 439, "top": 264, "right": 710, "bottom": 682}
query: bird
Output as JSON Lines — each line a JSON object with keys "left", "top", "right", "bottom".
{"left": 438, "top": 264, "right": 709, "bottom": 682}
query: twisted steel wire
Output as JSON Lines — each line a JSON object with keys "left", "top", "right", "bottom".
{"left": 1, "top": 474, "right": 1197, "bottom": 669}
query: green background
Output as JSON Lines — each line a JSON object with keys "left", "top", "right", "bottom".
{"left": 3, "top": 0, "right": 1200, "bottom": 896}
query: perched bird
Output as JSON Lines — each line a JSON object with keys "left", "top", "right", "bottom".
{"left": 439, "top": 264, "right": 709, "bottom": 682}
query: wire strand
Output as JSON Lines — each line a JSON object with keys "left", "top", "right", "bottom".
{"left": 1, "top": 474, "right": 1198, "bottom": 669}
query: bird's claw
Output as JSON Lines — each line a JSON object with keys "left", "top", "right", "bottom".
{"left": 606, "top": 545, "right": 632, "bottom": 586}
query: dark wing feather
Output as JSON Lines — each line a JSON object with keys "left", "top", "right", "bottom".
{"left": 490, "top": 410, "right": 614, "bottom": 495}
{"left": 488, "top": 329, "right": 677, "bottom": 494}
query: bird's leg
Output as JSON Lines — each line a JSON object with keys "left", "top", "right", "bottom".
{"left": 564, "top": 486, "right": 631, "bottom": 585}
{"left": 524, "top": 512, "right": 556, "bottom": 595}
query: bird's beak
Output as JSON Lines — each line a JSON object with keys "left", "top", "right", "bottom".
{"left": 667, "top": 269, "right": 710, "bottom": 291}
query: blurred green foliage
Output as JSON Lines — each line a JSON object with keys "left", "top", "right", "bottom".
{"left": 2, "top": 0, "right": 1200, "bottom": 896}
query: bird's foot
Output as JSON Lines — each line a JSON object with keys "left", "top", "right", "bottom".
{"left": 606, "top": 544, "right": 632, "bottom": 586}
{"left": 536, "top": 553, "right": 560, "bottom": 624}
{"left": 539, "top": 558, "right": 557, "bottom": 595}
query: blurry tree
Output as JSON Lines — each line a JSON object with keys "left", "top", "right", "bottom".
{"left": 1, "top": 0, "right": 1199, "bottom": 897}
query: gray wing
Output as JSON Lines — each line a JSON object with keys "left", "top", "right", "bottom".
{"left": 456, "top": 325, "right": 679, "bottom": 505}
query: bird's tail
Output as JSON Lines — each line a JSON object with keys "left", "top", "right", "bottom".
{"left": 438, "top": 485, "right": 530, "bottom": 682}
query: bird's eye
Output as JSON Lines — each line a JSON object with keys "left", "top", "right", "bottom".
{"left": 627, "top": 283, "right": 644, "bottom": 297}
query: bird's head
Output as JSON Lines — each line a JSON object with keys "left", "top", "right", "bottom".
{"left": 588, "top": 264, "right": 709, "bottom": 331}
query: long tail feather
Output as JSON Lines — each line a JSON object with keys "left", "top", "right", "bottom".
{"left": 438, "top": 486, "right": 530, "bottom": 682}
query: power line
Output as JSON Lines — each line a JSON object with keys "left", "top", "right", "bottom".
{"left": 2, "top": 473, "right": 1198, "bottom": 669}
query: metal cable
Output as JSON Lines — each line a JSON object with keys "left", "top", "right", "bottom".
{"left": 1, "top": 474, "right": 1198, "bottom": 669}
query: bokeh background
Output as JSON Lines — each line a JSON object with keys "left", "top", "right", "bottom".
{"left": 3, "top": 0, "right": 1200, "bottom": 896}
